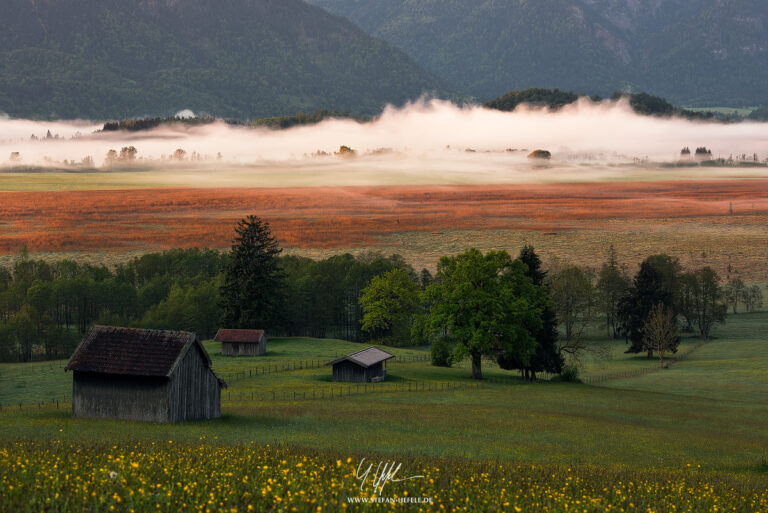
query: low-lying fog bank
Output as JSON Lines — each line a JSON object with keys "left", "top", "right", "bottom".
{"left": 0, "top": 98, "right": 766, "bottom": 188}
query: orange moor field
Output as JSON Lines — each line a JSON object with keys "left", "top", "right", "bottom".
{"left": 1, "top": 179, "right": 767, "bottom": 280}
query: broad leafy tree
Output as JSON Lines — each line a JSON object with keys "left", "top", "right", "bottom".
{"left": 547, "top": 265, "right": 595, "bottom": 344}
{"left": 596, "top": 246, "right": 631, "bottom": 338}
{"left": 424, "top": 248, "right": 543, "bottom": 379}
{"left": 360, "top": 268, "right": 420, "bottom": 345}
{"left": 220, "top": 216, "right": 285, "bottom": 329}
{"left": 723, "top": 278, "right": 747, "bottom": 314}
{"left": 745, "top": 285, "right": 764, "bottom": 313}
{"left": 686, "top": 267, "right": 727, "bottom": 340}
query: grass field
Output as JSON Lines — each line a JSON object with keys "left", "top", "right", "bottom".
{"left": 1, "top": 313, "right": 767, "bottom": 511}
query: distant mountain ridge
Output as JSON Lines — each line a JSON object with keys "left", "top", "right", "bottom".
{"left": 0, "top": 0, "right": 445, "bottom": 119}
{"left": 307, "top": 0, "right": 768, "bottom": 106}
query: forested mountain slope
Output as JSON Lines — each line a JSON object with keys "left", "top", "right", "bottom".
{"left": 309, "top": 0, "right": 768, "bottom": 106}
{"left": 0, "top": 0, "right": 445, "bottom": 119}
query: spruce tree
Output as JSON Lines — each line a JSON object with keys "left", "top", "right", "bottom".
{"left": 220, "top": 216, "right": 285, "bottom": 329}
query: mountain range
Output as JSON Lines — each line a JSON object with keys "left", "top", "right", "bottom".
{"left": 1, "top": 0, "right": 766, "bottom": 119}
{"left": 308, "top": 0, "right": 768, "bottom": 107}
{"left": 0, "top": 0, "right": 443, "bottom": 119}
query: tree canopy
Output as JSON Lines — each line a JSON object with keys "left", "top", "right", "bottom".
{"left": 423, "top": 248, "right": 544, "bottom": 379}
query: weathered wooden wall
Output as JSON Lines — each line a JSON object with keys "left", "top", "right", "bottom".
{"left": 222, "top": 340, "right": 266, "bottom": 356}
{"left": 72, "top": 372, "right": 170, "bottom": 422}
{"left": 72, "top": 345, "right": 221, "bottom": 423}
{"left": 168, "top": 345, "right": 221, "bottom": 422}
{"left": 332, "top": 361, "right": 385, "bottom": 382}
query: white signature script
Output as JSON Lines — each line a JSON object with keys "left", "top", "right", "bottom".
{"left": 355, "top": 458, "right": 425, "bottom": 493}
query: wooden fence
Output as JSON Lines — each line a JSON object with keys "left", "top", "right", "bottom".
{"left": 223, "top": 379, "right": 481, "bottom": 402}
{"left": 219, "top": 353, "right": 430, "bottom": 384}
{"left": 583, "top": 340, "right": 708, "bottom": 384}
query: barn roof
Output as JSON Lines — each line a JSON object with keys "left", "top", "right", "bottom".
{"left": 65, "top": 326, "right": 225, "bottom": 386}
{"left": 328, "top": 346, "right": 395, "bottom": 368}
{"left": 214, "top": 329, "right": 266, "bottom": 344}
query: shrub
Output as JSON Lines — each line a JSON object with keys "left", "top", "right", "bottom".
{"left": 431, "top": 338, "right": 453, "bottom": 367}
{"left": 527, "top": 149, "right": 552, "bottom": 160}
{"left": 553, "top": 365, "right": 581, "bottom": 383}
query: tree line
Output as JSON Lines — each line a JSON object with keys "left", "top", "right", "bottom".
{"left": 222, "top": 218, "right": 755, "bottom": 380}
{"left": 0, "top": 237, "right": 416, "bottom": 362}
{"left": 0, "top": 217, "right": 759, "bottom": 378}
{"left": 355, "top": 241, "right": 754, "bottom": 378}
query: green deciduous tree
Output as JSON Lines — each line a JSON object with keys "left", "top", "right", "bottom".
{"left": 744, "top": 285, "right": 763, "bottom": 313}
{"left": 547, "top": 265, "right": 595, "bottom": 344}
{"left": 596, "top": 246, "right": 631, "bottom": 338}
{"left": 723, "top": 278, "right": 747, "bottom": 314}
{"left": 685, "top": 267, "right": 727, "bottom": 340}
{"left": 423, "top": 248, "right": 543, "bottom": 379}
{"left": 360, "top": 268, "right": 420, "bottom": 345}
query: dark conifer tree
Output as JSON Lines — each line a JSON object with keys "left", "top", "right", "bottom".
{"left": 619, "top": 260, "right": 675, "bottom": 356}
{"left": 220, "top": 216, "right": 285, "bottom": 329}
{"left": 497, "top": 245, "right": 563, "bottom": 379}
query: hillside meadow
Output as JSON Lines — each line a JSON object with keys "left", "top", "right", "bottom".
{"left": 1, "top": 313, "right": 767, "bottom": 511}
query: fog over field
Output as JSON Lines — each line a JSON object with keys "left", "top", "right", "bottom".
{"left": 1, "top": 99, "right": 767, "bottom": 188}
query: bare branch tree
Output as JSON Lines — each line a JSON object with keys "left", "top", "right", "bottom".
{"left": 643, "top": 302, "right": 679, "bottom": 368}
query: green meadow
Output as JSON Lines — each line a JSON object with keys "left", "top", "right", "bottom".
{"left": 1, "top": 313, "right": 767, "bottom": 511}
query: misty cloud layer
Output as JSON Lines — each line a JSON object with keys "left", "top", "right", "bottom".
{"left": 0, "top": 99, "right": 766, "bottom": 188}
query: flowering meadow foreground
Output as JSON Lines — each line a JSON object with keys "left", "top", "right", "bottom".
{"left": 2, "top": 440, "right": 767, "bottom": 513}
{"left": 3, "top": 316, "right": 768, "bottom": 512}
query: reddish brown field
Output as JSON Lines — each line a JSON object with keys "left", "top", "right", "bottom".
{"left": 1, "top": 179, "right": 767, "bottom": 279}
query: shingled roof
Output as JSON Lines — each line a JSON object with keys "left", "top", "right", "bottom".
{"left": 214, "top": 329, "right": 266, "bottom": 343}
{"left": 328, "top": 346, "right": 395, "bottom": 368}
{"left": 66, "top": 326, "right": 222, "bottom": 383}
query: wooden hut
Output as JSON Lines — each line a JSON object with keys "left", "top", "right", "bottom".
{"left": 65, "top": 326, "right": 226, "bottom": 423}
{"left": 215, "top": 329, "right": 267, "bottom": 356}
{"left": 328, "top": 346, "right": 395, "bottom": 382}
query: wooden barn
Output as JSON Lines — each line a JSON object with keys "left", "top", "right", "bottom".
{"left": 65, "top": 326, "right": 226, "bottom": 423}
{"left": 215, "top": 329, "right": 267, "bottom": 356}
{"left": 328, "top": 346, "right": 395, "bottom": 382}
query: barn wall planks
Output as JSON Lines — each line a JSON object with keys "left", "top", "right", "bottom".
{"left": 169, "top": 345, "right": 221, "bottom": 422}
{"left": 221, "top": 340, "right": 266, "bottom": 356}
{"left": 72, "top": 372, "right": 170, "bottom": 422}
{"left": 72, "top": 343, "right": 221, "bottom": 423}
{"left": 221, "top": 337, "right": 267, "bottom": 356}
{"left": 332, "top": 361, "right": 385, "bottom": 382}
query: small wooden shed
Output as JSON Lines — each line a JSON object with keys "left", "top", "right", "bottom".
{"left": 328, "top": 346, "right": 395, "bottom": 382}
{"left": 215, "top": 329, "right": 267, "bottom": 356}
{"left": 65, "top": 326, "right": 226, "bottom": 423}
